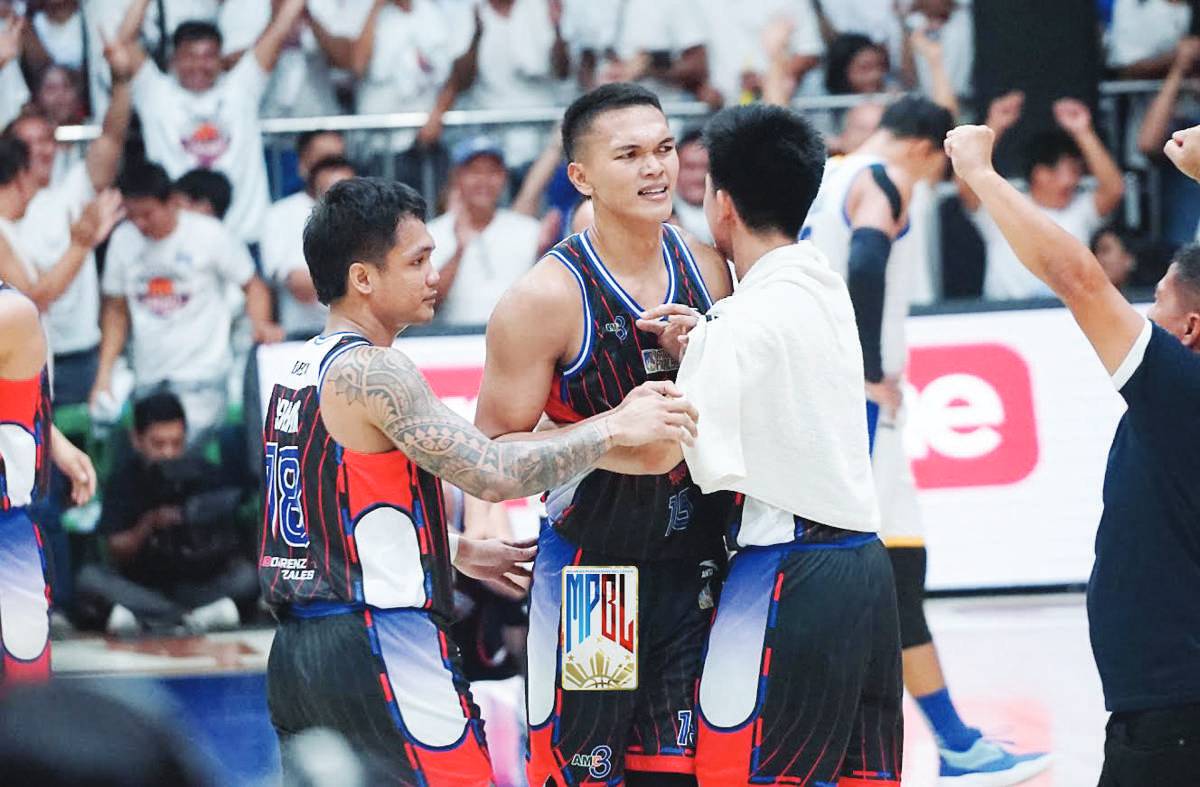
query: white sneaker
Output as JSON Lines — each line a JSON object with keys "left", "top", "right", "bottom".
{"left": 106, "top": 604, "right": 140, "bottom": 636}
{"left": 183, "top": 597, "right": 240, "bottom": 632}
{"left": 938, "top": 737, "right": 1052, "bottom": 786}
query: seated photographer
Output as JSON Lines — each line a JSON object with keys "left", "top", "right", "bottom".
{"left": 76, "top": 392, "right": 258, "bottom": 635}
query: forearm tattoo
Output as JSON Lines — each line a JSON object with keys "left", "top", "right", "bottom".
{"left": 326, "top": 346, "right": 610, "bottom": 501}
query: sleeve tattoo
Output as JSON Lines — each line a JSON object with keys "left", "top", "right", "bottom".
{"left": 326, "top": 346, "right": 612, "bottom": 501}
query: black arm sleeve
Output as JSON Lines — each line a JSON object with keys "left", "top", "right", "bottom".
{"left": 846, "top": 227, "right": 892, "bottom": 384}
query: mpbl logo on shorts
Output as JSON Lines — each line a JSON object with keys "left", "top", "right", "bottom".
{"left": 561, "top": 566, "right": 638, "bottom": 691}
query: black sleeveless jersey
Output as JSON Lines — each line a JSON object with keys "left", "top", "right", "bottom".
{"left": 541, "top": 224, "right": 727, "bottom": 562}
{"left": 259, "top": 333, "right": 453, "bottom": 620}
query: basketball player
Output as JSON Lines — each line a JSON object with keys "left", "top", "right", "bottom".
{"left": 474, "top": 83, "right": 734, "bottom": 786}
{"left": 261, "top": 176, "right": 701, "bottom": 785}
{"left": 636, "top": 103, "right": 900, "bottom": 787}
{"left": 802, "top": 96, "right": 1051, "bottom": 785}
{"left": 0, "top": 138, "right": 99, "bottom": 683}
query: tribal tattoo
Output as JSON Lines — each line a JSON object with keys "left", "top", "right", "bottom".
{"left": 326, "top": 346, "right": 611, "bottom": 501}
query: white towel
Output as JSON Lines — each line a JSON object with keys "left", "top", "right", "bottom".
{"left": 678, "top": 242, "right": 880, "bottom": 539}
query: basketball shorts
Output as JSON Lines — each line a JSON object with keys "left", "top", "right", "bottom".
{"left": 870, "top": 402, "right": 924, "bottom": 547}
{"left": 696, "top": 534, "right": 903, "bottom": 787}
{"left": 0, "top": 508, "right": 51, "bottom": 683}
{"left": 267, "top": 605, "right": 492, "bottom": 786}
{"left": 526, "top": 524, "right": 718, "bottom": 786}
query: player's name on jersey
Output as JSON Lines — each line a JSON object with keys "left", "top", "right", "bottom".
{"left": 561, "top": 567, "right": 638, "bottom": 691}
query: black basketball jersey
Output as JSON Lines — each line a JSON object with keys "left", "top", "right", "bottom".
{"left": 259, "top": 333, "right": 453, "bottom": 619}
{"left": 541, "top": 224, "right": 725, "bottom": 561}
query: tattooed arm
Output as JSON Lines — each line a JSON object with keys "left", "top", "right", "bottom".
{"left": 324, "top": 345, "right": 698, "bottom": 502}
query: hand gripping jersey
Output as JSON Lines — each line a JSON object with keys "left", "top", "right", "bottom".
{"left": 258, "top": 333, "right": 454, "bottom": 619}
{"left": 801, "top": 154, "right": 919, "bottom": 379}
{"left": 541, "top": 224, "right": 724, "bottom": 561}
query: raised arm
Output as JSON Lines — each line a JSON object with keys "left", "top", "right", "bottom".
{"left": 1137, "top": 38, "right": 1200, "bottom": 158}
{"left": 955, "top": 90, "right": 1023, "bottom": 212}
{"left": 1053, "top": 98, "right": 1124, "bottom": 217}
{"left": 116, "top": 0, "right": 152, "bottom": 45}
{"left": 325, "top": 344, "right": 695, "bottom": 502}
{"left": 945, "top": 125, "right": 1144, "bottom": 375}
{"left": 87, "top": 40, "right": 136, "bottom": 192}
{"left": 350, "top": 0, "right": 385, "bottom": 77}
{"left": 254, "top": 0, "right": 308, "bottom": 72}
{"left": 306, "top": 10, "right": 356, "bottom": 71}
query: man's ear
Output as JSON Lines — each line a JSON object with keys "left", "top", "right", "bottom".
{"left": 567, "top": 161, "right": 594, "bottom": 198}
{"left": 346, "top": 261, "right": 374, "bottom": 297}
{"left": 1183, "top": 310, "right": 1200, "bottom": 350}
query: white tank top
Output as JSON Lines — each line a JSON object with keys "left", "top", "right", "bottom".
{"left": 802, "top": 154, "right": 918, "bottom": 377}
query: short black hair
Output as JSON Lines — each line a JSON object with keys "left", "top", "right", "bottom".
{"left": 118, "top": 161, "right": 173, "bottom": 201}
{"left": 309, "top": 155, "right": 357, "bottom": 184}
{"left": 0, "top": 137, "right": 29, "bottom": 188}
{"left": 173, "top": 168, "right": 232, "bottom": 219}
{"left": 173, "top": 20, "right": 222, "bottom": 51}
{"left": 1172, "top": 244, "right": 1200, "bottom": 305}
{"left": 297, "top": 129, "right": 343, "bottom": 159}
{"left": 303, "top": 177, "right": 427, "bottom": 305}
{"left": 134, "top": 390, "right": 187, "bottom": 433}
{"left": 704, "top": 104, "right": 827, "bottom": 238}
{"left": 561, "top": 82, "right": 664, "bottom": 160}
{"left": 1024, "top": 130, "right": 1082, "bottom": 181}
{"left": 825, "top": 33, "right": 886, "bottom": 95}
{"left": 880, "top": 95, "right": 954, "bottom": 147}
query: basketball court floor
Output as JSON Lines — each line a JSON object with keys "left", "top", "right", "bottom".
{"left": 51, "top": 592, "right": 1104, "bottom": 786}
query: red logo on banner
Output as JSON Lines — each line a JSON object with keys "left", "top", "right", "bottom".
{"left": 907, "top": 344, "right": 1039, "bottom": 489}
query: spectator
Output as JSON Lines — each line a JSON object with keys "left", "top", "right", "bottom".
{"left": 1091, "top": 226, "right": 1137, "bottom": 289}
{"left": 599, "top": 0, "right": 713, "bottom": 104}
{"left": 813, "top": 0, "right": 904, "bottom": 71}
{"left": 4, "top": 39, "right": 131, "bottom": 405}
{"left": 1108, "top": 0, "right": 1191, "bottom": 78}
{"left": 698, "top": 0, "right": 823, "bottom": 107}
{"left": 83, "top": 0, "right": 221, "bottom": 120}
{"left": 429, "top": 136, "right": 541, "bottom": 325}
{"left": 905, "top": 0, "right": 973, "bottom": 101}
{"left": 0, "top": 14, "right": 29, "bottom": 129}
{"left": 672, "top": 128, "right": 712, "bottom": 244}
{"left": 1137, "top": 35, "right": 1200, "bottom": 246}
{"left": 171, "top": 168, "right": 232, "bottom": 220}
{"left": 33, "top": 64, "right": 85, "bottom": 127}
{"left": 825, "top": 32, "right": 890, "bottom": 95}
{"left": 218, "top": 0, "right": 372, "bottom": 118}
{"left": 352, "top": 0, "right": 463, "bottom": 154}
{"left": 961, "top": 95, "right": 1126, "bottom": 299}
{"left": 76, "top": 391, "right": 257, "bottom": 634}
{"left": 103, "top": 0, "right": 307, "bottom": 247}
{"left": 25, "top": 0, "right": 83, "bottom": 72}
{"left": 92, "top": 162, "right": 282, "bottom": 438}
{"left": 262, "top": 151, "right": 357, "bottom": 338}
{"left": 456, "top": 0, "right": 570, "bottom": 168}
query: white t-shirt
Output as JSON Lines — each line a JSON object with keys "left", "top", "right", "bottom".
{"left": 698, "top": 0, "right": 823, "bottom": 106}
{"left": 20, "top": 161, "right": 99, "bottom": 355}
{"left": 101, "top": 211, "right": 255, "bottom": 385}
{"left": 1107, "top": 0, "right": 1190, "bottom": 69}
{"left": 975, "top": 190, "right": 1103, "bottom": 300}
{"left": 429, "top": 209, "right": 540, "bottom": 326}
{"left": 0, "top": 58, "right": 30, "bottom": 130}
{"left": 130, "top": 55, "right": 271, "bottom": 243}
{"left": 219, "top": 0, "right": 372, "bottom": 118}
{"left": 912, "top": 8, "right": 973, "bottom": 99}
{"left": 85, "top": 0, "right": 220, "bottom": 119}
{"left": 356, "top": 0, "right": 456, "bottom": 134}
{"left": 461, "top": 0, "right": 562, "bottom": 164}
{"left": 261, "top": 191, "right": 327, "bottom": 337}
{"left": 616, "top": 0, "right": 709, "bottom": 103}
{"left": 33, "top": 11, "right": 84, "bottom": 68}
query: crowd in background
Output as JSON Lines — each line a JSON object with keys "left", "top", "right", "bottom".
{"left": 0, "top": 0, "right": 1198, "bottom": 647}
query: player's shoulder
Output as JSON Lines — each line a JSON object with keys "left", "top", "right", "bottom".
{"left": 671, "top": 225, "right": 734, "bottom": 300}
{"left": 0, "top": 286, "right": 39, "bottom": 328}
{"left": 487, "top": 244, "right": 584, "bottom": 340}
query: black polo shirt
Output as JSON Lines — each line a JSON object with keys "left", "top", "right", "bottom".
{"left": 1088, "top": 320, "right": 1200, "bottom": 712}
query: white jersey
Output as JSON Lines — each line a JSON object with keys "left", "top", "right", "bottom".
{"left": 802, "top": 154, "right": 919, "bottom": 377}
